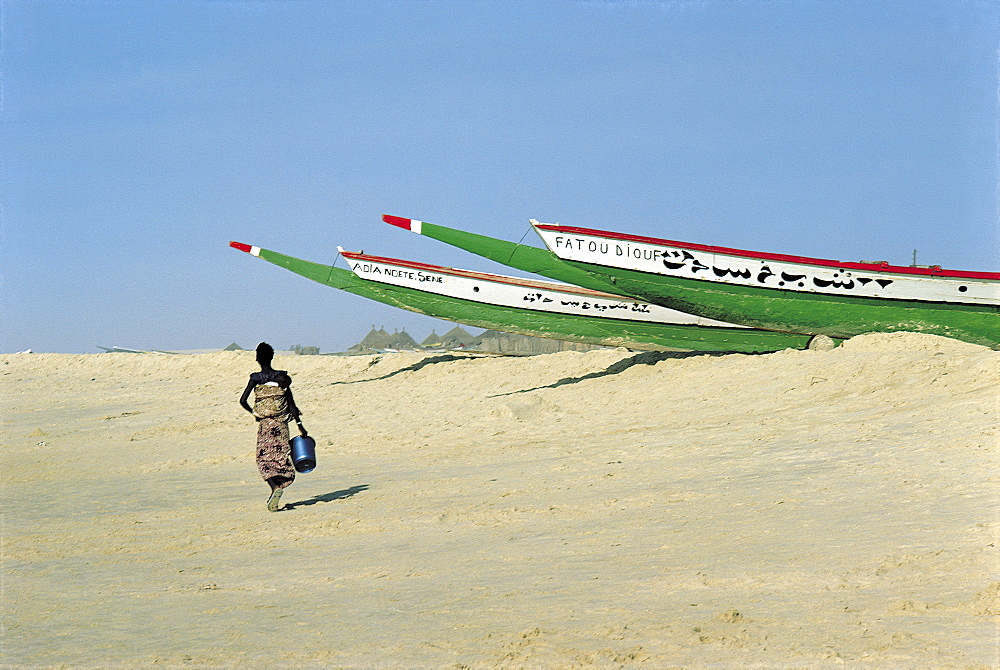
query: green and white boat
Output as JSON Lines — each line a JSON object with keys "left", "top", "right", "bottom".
{"left": 383, "top": 215, "right": 1000, "bottom": 349}
{"left": 230, "top": 241, "right": 822, "bottom": 353}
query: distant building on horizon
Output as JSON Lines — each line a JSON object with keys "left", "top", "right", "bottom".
{"left": 348, "top": 326, "right": 419, "bottom": 353}
{"left": 437, "top": 325, "right": 478, "bottom": 349}
{"left": 421, "top": 330, "right": 443, "bottom": 348}
{"left": 345, "top": 323, "right": 605, "bottom": 355}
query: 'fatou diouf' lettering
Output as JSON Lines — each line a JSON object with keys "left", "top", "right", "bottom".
{"left": 615, "top": 244, "right": 663, "bottom": 262}
{"left": 553, "top": 236, "right": 611, "bottom": 254}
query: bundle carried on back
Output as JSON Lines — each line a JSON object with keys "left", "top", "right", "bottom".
{"left": 254, "top": 383, "right": 290, "bottom": 420}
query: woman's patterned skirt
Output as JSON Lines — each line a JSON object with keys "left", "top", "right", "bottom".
{"left": 256, "top": 417, "right": 295, "bottom": 489}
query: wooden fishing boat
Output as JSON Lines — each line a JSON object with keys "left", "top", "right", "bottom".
{"left": 527, "top": 221, "right": 1000, "bottom": 348}
{"left": 382, "top": 215, "right": 999, "bottom": 349}
{"left": 229, "top": 241, "right": 823, "bottom": 353}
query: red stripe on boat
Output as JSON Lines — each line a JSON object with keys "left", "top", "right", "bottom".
{"left": 533, "top": 224, "right": 999, "bottom": 280}
{"left": 383, "top": 214, "right": 415, "bottom": 230}
{"left": 230, "top": 241, "right": 252, "bottom": 253}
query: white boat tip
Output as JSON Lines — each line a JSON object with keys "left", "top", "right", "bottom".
{"left": 229, "top": 241, "right": 261, "bottom": 256}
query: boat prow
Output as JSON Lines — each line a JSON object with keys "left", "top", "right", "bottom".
{"left": 382, "top": 214, "right": 625, "bottom": 295}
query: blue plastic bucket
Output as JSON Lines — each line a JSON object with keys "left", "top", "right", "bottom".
{"left": 290, "top": 435, "right": 316, "bottom": 473}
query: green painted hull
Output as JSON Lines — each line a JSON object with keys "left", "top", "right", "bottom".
{"left": 567, "top": 262, "right": 999, "bottom": 349}
{"left": 245, "top": 246, "right": 819, "bottom": 353}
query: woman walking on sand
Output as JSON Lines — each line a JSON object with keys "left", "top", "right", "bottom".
{"left": 239, "top": 342, "right": 302, "bottom": 512}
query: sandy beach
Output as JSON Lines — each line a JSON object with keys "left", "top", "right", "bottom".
{"left": 3, "top": 332, "right": 997, "bottom": 668}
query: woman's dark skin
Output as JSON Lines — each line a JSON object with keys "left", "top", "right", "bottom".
{"left": 240, "top": 346, "right": 304, "bottom": 494}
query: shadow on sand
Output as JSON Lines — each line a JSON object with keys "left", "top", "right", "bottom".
{"left": 489, "top": 350, "right": 734, "bottom": 397}
{"left": 283, "top": 484, "right": 370, "bottom": 510}
{"left": 331, "top": 353, "right": 490, "bottom": 385}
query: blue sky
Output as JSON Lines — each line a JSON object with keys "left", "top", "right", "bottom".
{"left": 3, "top": 0, "right": 997, "bottom": 353}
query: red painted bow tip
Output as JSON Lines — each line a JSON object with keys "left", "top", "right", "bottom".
{"left": 382, "top": 214, "right": 412, "bottom": 229}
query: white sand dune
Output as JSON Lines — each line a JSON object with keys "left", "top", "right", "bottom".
{"left": 3, "top": 332, "right": 998, "bottom": 667}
